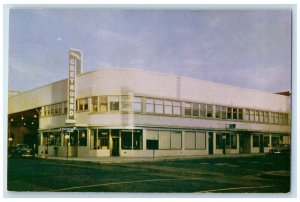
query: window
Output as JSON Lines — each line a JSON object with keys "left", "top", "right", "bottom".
{"left": 146, "top": 130, "right": 158, "bottom": 150}
{"left": 216, "top": 133, "right": 223, "bottom": 149}
{"left": 159, "top": 131, "right": 171, "bottom": 149}
{"left": 196, "top": 132, "right": 206, "bottom": 149}
{"left": 259, "top": 111, "right": 264, "bottom": 123}
{"left": 121, "top": 129, "right": 143, "bottom": 150}
{"left": 145, "top": 98, "right": 154, "bottom": 113}
{"left": 92, "top": 97, "right": 98, "bottom": 112}
{"left": 227, "top": 107, "right": 232, "bottom": 119}
{"left": 54, "top": 132, "right": 61, "bottom": 146}
{"left": 48, "top": 133, "right": 54, "bottom": 145}
{"left": 90, "top": 129, "right": 98, "bottom": 149}
{"left": 83, "top": 98, "right": 88, "bottom": 110}
{"left": 173, "top": 101, "right": 181, "bottom": 115}
{"left": 221, "top": 106, "right": 227, "bottom": 119}
{"left": 99, "top": 96, "right": 108, "bottom": 112}
{"left": 98, "top": 130, "right": 109, "bottom": 149}
{"left": 271, "top": 136, "right": 280, "bottom": 147}
{"left": 133, "top": 97, "right": 142, "bottom": 113}
{"left": 78, "top": 99, "right": 83, "bottom": 111}
{"left": 78, "top": 130, "right": 87, "bottom": 146}
{"left": 279, "top": 113, "right": 283, "bottom": 124}
{"left": 249, "top": 110, "right": 255, "bottom": 122}
{"left": 164, "top": 100, "right": 173, "bottom": 115}
{"left": 253, "top": 135, "right": 259, "bottom": 147}
{"left": 121, "top": 130, "right": 132, "bottom": 149}
{"left": 77, "top": 98, "right": 88, "bottom": 111}
{"left": 200, "top": 104, "right": 206, "bottom": 118}
{"left": 230, "top": 134, "right": 237, "bottom": 149}
{"left": 264, "top": 112, "right": 269, "bottom": 123}
{"left": 233, "top": 108, "right": 238, "bottom": 119}
{"left": 269, "top": 112, "right": 274, "bottom": 124}
{"left": 245, "top": 109, "right": 250, "bottom": 121}
{"left": 238, "top": 109, "right": 243, "bottom": 120}
{"left": 63, "top": 102, "right": 68, "bottom": 114}
{"left": 109, "top": 96, "right": 119, "bottom": 111}
{"left": 121, "top": 96, "right": 132, "bottom": 112}
{"left": 171, "top": 131, "right": 182, "bottom": 149}
{"left": 155, "top": 99, "right": 164, "bottom": 114}
{"left": 264, "top": 136, "right": 270, "bottom": 147}
{"left": 192, "top": 103, "right": 199, "bottom": 117}
{"left": 184, "top": 102, "right": 191, "bottom": 116}
{"left": 207, "top": 105, "right": 213, "bottom": 118}
{"left": 69, "top": 131, "right": 78, "bottom": 146}
{"left": 42, "top": 132, "right": 49, "bottom": 146}
{"left": 274, "top": 113, "right": 279, "bottom": 124}
{"left": 283, "top": 113, "right": 288, "bottom": 125}
{"left": 255, "top": 110, "right": 259, "bottom": 122}
{"left": 133, "top": 130, "right": 143, "bottom": 150}
{"left": 215, "top": 106, "right": 221, "bottom": 119}
{"left": 185, "top": 132, "right": 196, "bottom": 149}
{"left": 45, "top": 105, "right": 50, "bottom": 116}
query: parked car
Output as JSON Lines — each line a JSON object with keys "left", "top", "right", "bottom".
{"left": 269, "top": 144, "right": 291, "bottom": 155}
{"left": 11, "top": 144, "right": 34, "bottom": 158}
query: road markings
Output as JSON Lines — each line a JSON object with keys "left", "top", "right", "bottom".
{"left": 195, "top": 185, "right": 274, "bottom": 193}
{"left": 50, "top": 178, "right": 180, "bottom": 192}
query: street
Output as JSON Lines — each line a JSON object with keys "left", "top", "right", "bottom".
{"left": 7, "top": 155, "right": 290, "bottom": 193}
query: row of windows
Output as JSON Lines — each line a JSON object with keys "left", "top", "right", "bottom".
{"left": 146, "top": 130, "right": 206, "bottom": 150}
{"left": 252, "top": 134, "right": 284, "bottom": 148}
{"left": 40, "top": 95, "right": 290, "bottom": 125}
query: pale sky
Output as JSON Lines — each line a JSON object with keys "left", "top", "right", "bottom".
{"left": 8, "top": 8, "right": 292, "bottom": 93}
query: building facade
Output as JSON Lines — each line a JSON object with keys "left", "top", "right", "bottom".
{"left": 8, "top": 68, "right": 291, "bottom": 158}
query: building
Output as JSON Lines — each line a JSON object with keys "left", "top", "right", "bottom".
{"left": 8, "top": 68, "right": 291, "bottom": 158}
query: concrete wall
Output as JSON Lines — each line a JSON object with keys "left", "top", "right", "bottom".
{"left": 9, "top": 68, "right": 290, "bottom": 115}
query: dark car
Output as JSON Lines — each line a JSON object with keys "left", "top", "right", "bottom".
{"left": 11, "top": 144, "right": 35, "bottom": 158}
{"left": 269, "top": 144, "right": 291, "bottom": 155}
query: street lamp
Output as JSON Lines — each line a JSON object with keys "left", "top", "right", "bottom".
{"left": 65, "top": 134, "right": 70, "bottom": 160}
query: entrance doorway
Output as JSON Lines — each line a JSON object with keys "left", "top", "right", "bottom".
{"left": 208, "top": 132, "right": 213, "bottom": 154}
{"left": 112, "top": 138, "right": 120, "bottom": 156}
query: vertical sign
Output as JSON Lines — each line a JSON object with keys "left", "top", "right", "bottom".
{"left": 66, "top": 49, "right": 82, "bottom": 124}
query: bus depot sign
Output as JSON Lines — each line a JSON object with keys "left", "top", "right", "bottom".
{"left": 66, "top": 49, "right": 82, "bottom": 124}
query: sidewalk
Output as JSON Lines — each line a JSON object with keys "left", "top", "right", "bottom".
{"left": 44, "top": 153, "right": 262, "bottom": 164}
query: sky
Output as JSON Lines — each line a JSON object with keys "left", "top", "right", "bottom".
{"left": 8, "top": 8, "right": 292, "bottom": 93}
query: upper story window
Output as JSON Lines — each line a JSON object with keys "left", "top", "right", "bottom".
{"left": 184, "top": 102, "right": 191, "bottom": 116}
{"left": 192, "top": 103, "right": 199, "bottom": 117}
{"left": 133, "top": 97, "right": 142, "bottom": 113}
{"left": 164, "top": 100, "right": 173, "bottom": 115}
{"left": 206, "top": 105, "right": 213, "bottom": 118}
{"left": 215, "top": 106, "right": 221, "bottom": 119}
{"left": 173, "top": 101, "right": 181, "bottom": 115}
{"left": 77, "top": 98, "right": 89, "bottom": 111}
{"left": 109, "top": 96, "right": 119, "bottom": 111}
{"left": 99, "top": 96, "right": 108, "bottom": 112}
{"left": 200, "top": 104, "right": 206, "bottom": 118}
{"left": 121, "top": 96, "right": 132, "bottom": 112}
{"left": 238, "top": 109, "right": 243, "bottom": 120}
{"left": 145, "top": 98, "right": 154, "bottom": 113}
{"left": 92, "top": 96, "right": 98, "bottom": 112}
{"left": 232, "top": 108, "right": 238, "bottom": 119}
{"left": 264, "top": 111, "right": 269, "bottom": 123}
{"left": 227, "top": 107, "right": 232, "bottom": 119}
{"left": 155, "top": 99, "right": 163, "bottom": 114}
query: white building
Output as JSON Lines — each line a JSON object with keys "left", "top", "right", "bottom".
{"left": 8, "top": 68, "right": 291, "bottom": 158}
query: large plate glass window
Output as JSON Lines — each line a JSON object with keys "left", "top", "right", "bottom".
{"left": 171, "top": 131, "right": 182, "bottom": 149}
{"left": 159, "top": 131, "right": 171, "bottom": 149}
{"left": 146, "top": 130, "right": 158, "bottom": 150}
